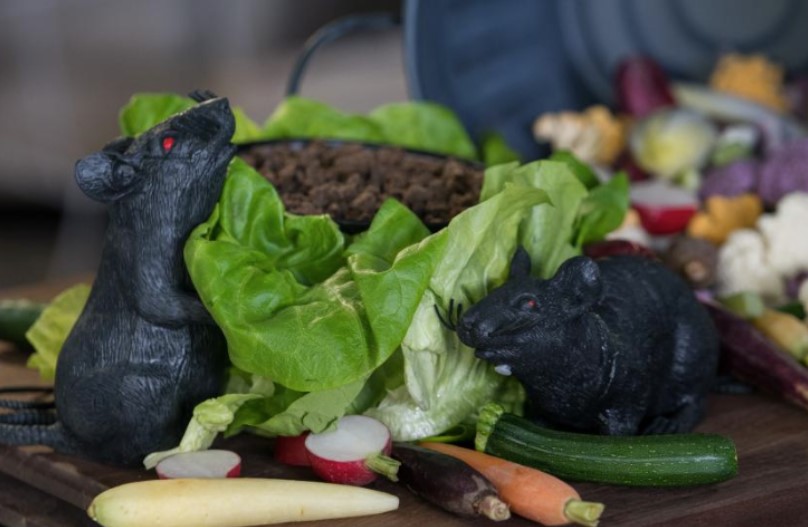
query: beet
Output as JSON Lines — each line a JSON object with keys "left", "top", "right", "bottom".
{"left": 615, "top": 56, "right": 676, "bottom": 118}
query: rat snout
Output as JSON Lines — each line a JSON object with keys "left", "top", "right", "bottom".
{"left": 456, "top": 308, "right": 494, "bottom": 348}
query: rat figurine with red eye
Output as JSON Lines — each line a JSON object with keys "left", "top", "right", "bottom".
{"left": 456, "top": 247, "right": 719, "bottom": 436}
{"left": 0, "top": 91, "right": 235, "bottom": 466}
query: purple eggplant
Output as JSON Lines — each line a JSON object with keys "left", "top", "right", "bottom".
{"left": 391, "top": 443, "right": 509, "bottom": 521}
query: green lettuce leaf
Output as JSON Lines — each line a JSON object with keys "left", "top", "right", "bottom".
{"left": 262, "top": 96, "right": 485, "bottom": 161}
{"left": 574, "top": 172, "right": 630, "bottom": 245}
{"left": 368, "top": 102, "right": 477, "bottom": 160}
{"left": 549, "top": 150, "right": 600, "bottom": 189}
{"left": 231, "top": 107, "right": 264, "bottom": 144}
{"left": 25, "top": 284, "right": 91, "bottom": 380}
{"left": 262, "top": 96, "right": 385, "bottom": 143}
{"left": 480, "top": 132, "right": 521, "bottom": 166}
{"left": 480, "top": 160, "right": 588, "bottom": 278}
{"left": 185, "top": 159, "right": 438, "bottom": 394}
{"left": 229, "top": 377, "right": 369, "bottom": 437}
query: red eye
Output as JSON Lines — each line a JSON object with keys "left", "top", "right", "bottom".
{"left": 161, "top": 136, "right": 176, "bottom": 152}
{"left": 524, "top": 299, "right": 537, "bottom": 309}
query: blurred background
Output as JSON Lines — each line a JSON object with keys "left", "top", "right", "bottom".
{"left": 3, "top": 0, "right": 808, "bottom": 290}
{"left": 0, "top": 0, "right": 404, "bottom": 288}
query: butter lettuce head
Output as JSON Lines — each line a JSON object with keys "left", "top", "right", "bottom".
{"left": 180, "top": 156, "right": 627, "bottom": 442}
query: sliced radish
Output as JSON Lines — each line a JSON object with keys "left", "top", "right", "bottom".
{"left": 305, "top": 415, "right": 399, "bottom": 486}
{"left": 155, "top": 450, "right": 241, "bottom": 479}
{"left": 274, "top": 433, "right": 311, "bottom": 466}
{"left": 630, "top": 180, "right": 698, "bottom": 235}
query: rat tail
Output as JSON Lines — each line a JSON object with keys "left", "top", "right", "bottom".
{"left": 0, "top": 387, "right": 78, "bottom": 452}
{"left": 0, "top": 421, "right": 78, "bottom": 453}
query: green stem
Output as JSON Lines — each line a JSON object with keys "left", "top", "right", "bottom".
{"left": 365, "top": 453, "right": 400, "bottom": 482}
{"left": 475, "top": 403, "right": 505, "bottom": 453}
{"left": 564, "top": 499, "right": 605, "bottom": 527}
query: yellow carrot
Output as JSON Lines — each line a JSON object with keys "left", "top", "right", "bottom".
{"left": 752, "top": 308, "right": 808, "bottom": 362}
{"left": 422, "top": 442, "right": 604, "bottom": 527}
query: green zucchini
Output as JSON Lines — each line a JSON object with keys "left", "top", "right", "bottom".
{"left": 475, "top": 404, "right": 738, "bottom": 487}
{"left": 0, "top": 299, "right": 46, "bottom": 349}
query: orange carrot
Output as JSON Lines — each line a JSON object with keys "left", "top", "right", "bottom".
{"left": 421, "top": 442, "right": 604, "bottom": 527}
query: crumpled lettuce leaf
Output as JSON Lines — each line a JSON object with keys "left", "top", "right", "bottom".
{"left": 366, "top": 184, "right": 552, "bottom": 439}
{"left": 185, "top": 158, "right": 439, "bottom": 396}
{"left": 25, "top": 284, "right": 91, "bottom": 380}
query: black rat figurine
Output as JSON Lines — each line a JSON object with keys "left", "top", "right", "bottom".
{"left": 456, "top": 247, "right": 719, "bottom": 436}
{"left": 0, "top": 91, "right": 234, "bottom": 466}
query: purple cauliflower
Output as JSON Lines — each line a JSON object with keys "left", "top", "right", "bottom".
{"left": 758, "top": 139, "right": 808, "bottom": 206}
{"left": 699, "top": 159, "right": 759, "bottom": 202}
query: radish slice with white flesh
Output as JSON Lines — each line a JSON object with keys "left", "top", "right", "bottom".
{"left": 305, "top": 415, "right": 400, "bottom": 486}
{"left": 155, "top": 449, "right": 241, "bottom": 479}
{"left": 630, "top": 180, "right": 698, "bottom": 235}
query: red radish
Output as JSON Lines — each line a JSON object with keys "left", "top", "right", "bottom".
{"left": 274, "top": 433, "right": 310, "bottom": 466}
{"left": 615, "top": 55, "right": 676, "bottom": 117}
{"left": 630, "top": 180, "right": 698, "bottom": 235}
{"left": 305, "top": 415, "right": 399, "bottom": 486}
{"left": 584, "top": 239, "right": 658, "bottom": 260}
{"left": 155, "top": 450, "right": 241, "bottom": 479}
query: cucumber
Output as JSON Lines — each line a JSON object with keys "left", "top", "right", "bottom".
{"left": 0, "top": 299, "right": 45, "bottom": 349}
{"left": 475, "top": 404, "right": 738, "bottom": 487}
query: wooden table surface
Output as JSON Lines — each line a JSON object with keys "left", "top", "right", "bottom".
{"left": 3, "top": 278, "right": 808, "bottom": 527}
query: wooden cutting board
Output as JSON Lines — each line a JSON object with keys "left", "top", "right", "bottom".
{"left": 1, "top": 392, "right": 808, "bottom": 527}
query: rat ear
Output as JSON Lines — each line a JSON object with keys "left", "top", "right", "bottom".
{"left": 555, "top": 256, "right": 603, "bottom": 312}
{"left": 75, "top": 152, "right": 138, "bottom": 203}
{"left": 509, "top": 246, "right": 532, "bottom": 278}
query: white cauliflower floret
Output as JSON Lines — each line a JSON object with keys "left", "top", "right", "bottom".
{"left": 717, "top": 229, "right": 785, "bottom": 304}
{"left": 757, "top": 193, "right": 808, "bottom": 278}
